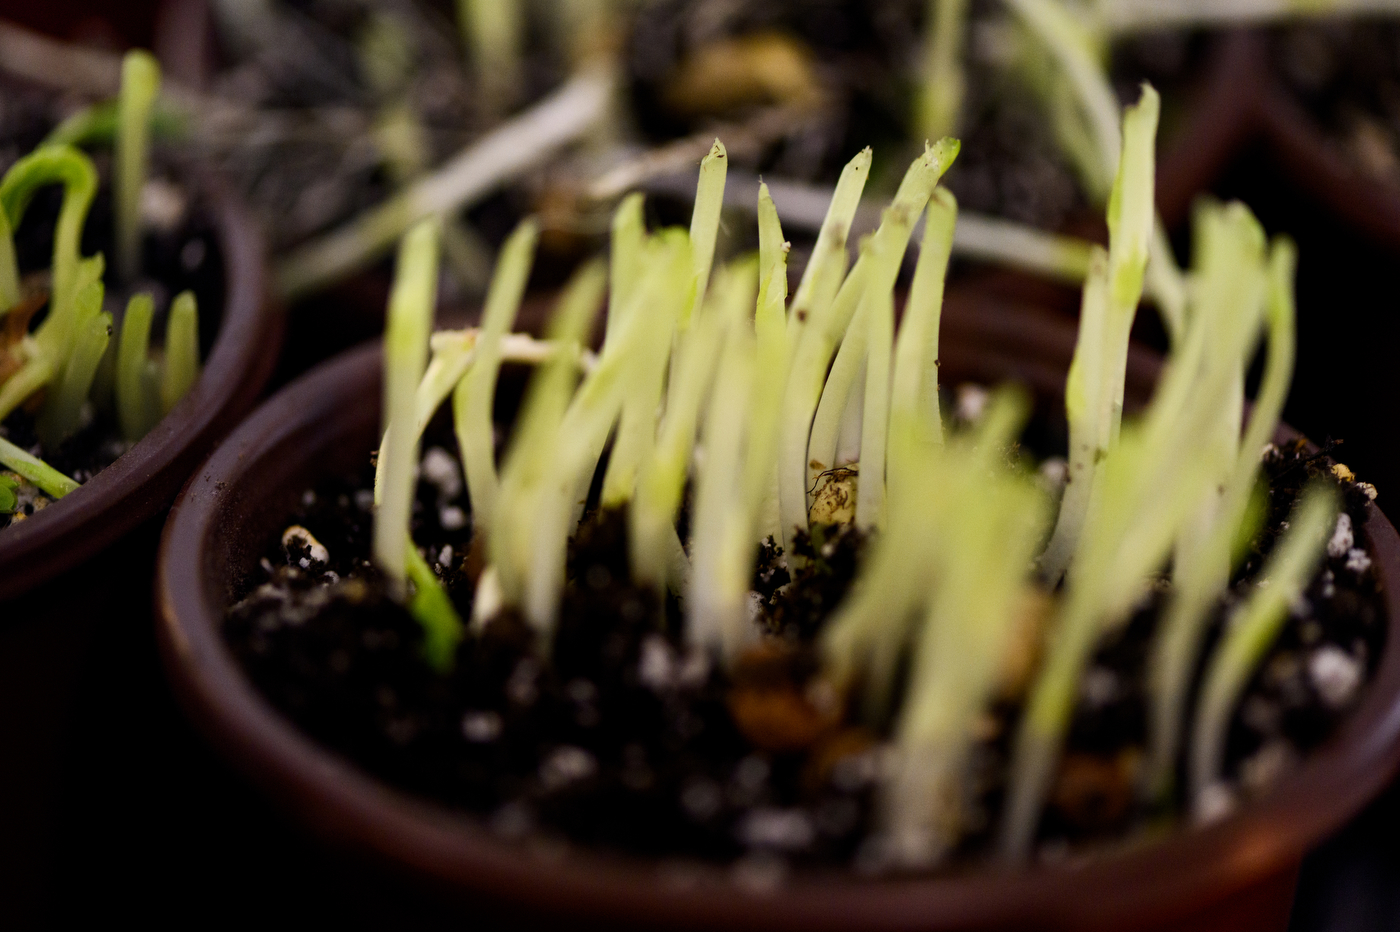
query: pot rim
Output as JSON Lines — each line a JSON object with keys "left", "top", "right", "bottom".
{"left": 155, "top": 309, "right": 1400, "bottom": 931}
{"left": 0, "top": 174, "right": 279, "bottom": 600}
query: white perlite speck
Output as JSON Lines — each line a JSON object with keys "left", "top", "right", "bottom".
{"left": 637, "top": 635, "right": 677, "bottom": 691}
{"left": 461, "top": 710, "right": 503, "bottom": 742}
{"left": 1347, "top": 548, "right": 1373, "bottom": 575}
{"left": 1193, "top": 782, "right": 1236, "bottom": 826}
{"left": 539, "top": 746, "right": 597, "bottom": 790}
{"left": 439, "top": 505, "right": 468, "bottom": 531}
{"left": 1309, "top": 646, "right": 1363, "bottom": 709}
{"left": 736, "top": 808, "right": 816, "bottom": 851}
{"left": 421, "top": 446, "right": 463, "bottom": 500}
{"left": 1327, "top": 513, "right": 1353, "bottom": 559}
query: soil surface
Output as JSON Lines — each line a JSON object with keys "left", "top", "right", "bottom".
{"left": 223, "top": 417, "right": 1384, "bottom": 875}
{"left": 1270, "top": 18, "right": 1400, "bottom": 186}
{"left": 0, "top": 120, "right": 228, "bottom": 531}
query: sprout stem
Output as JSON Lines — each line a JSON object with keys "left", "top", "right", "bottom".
{"left": 39, "top": 303, "right": 110, "bottom": 449}
{"left": 160, "top": 290, "right": 200, "bottom": 414}
{"left": 405, "top": 544, "right": 464, "bottom": 673}
{"left": 116, "top": 294, "right": 155, "bottom": 442}
{"left": 115, "top": 51, "right": 160, "bottom": 284}
{"left": 917, "top": 0, "right": 970, "bottom": 142}
{"left": 689, "top": 140, "right": 728, "bottom": 322}
{"left": 454, "top": 218, "right": 538, "bottom": 531}
{"left": 374, "top": 218, "right": 442, "bottom": 593}
{"left": 0, "top": 436, "right": 79, "bottom": 498}
{"left": 1188, "top": 485, "right": 1338, "bottom": 811}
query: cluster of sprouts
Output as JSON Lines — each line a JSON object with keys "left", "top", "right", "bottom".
{"left": 372, "top": 82, "right": 1342, "bottom": 866}
{"left": 0, "top": 51, "right": 201, "bottom": 515}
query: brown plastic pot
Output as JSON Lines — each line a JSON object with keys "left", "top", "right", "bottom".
{"left": 155, "top": 287, "right": 1400, "bottom": 932}
{"left": 1257, "top": 70, "right": 1400, "bottom": 255}
{"left": 0, "top": 178, "right": 278, "bottom": 599}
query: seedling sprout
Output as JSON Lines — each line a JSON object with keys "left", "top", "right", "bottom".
{"left": 359, "top": 80, "right": 1356, "bottom": 867}
{"left": 0, "top": 51, "right": 205, "bottom": 521}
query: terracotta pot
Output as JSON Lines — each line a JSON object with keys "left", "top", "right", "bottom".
{"left": 154, "top": 286, "right": 1400, "bottom": 931}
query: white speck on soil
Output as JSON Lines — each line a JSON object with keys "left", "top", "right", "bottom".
{"left": 1328, "top": 513, "right": 1354, "bottom": 558}
{"left": 354, "top": 489, "right": 374, "bottom": 512}
{"left": 956, "top": 384, "right": 990, "bottom": 423}
{"left": 438, "top": 505, "right": 468, "bottom": 530}
{"left": 736, "top": 808, "right": 816, "bottom": 851}
{"left": 506, "top": 658, "right": 540, "bottom": 706}
{"left": 461, "top": 710, "right": 503, "bottom": 742}
{"left": 1193, "top": 782, "right": 1236, "bottom": 825}
{"left": 539, "top": 745, "right": 597, "bottom": 791}
{"left": 637, "top": 635, "right": 678, "bottom": 691}
{"left": 1357, "top": 482, "right": 1378, "bottom": 501}
{"left": 438, "top": 544, "right": 454, "bottom": 568}
{"left": 420, "top": 446, "right": 463, "bottom": 501}
{"left": 1346, "top": 548, "right": 1373, "bottom": 575}
{"left": 1309, "top": 645, "right": 1363, "bottom": 709}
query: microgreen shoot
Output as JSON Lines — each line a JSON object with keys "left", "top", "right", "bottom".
{"left": 453, "top": 218, "right": 538, "bottom": 531}
{"left": 918, "top": 0, "right": 970, "bottom": 142}
{"left": 115, "top": 50, "right": 160, "bottom": 284}
{"left": 779, "top": 139, "right": 960, "bottom": 559}
{"left": 0, "top": 436, "right": 79, "bottom": 499}
{"left": 1189, "top": 484, "right": 1338, "bottom": 814}
{"left": 457, "top": 0, "right": 524, "bottom": 116}
{"left": 160, "top": 290, "right": 200, "bottom": 415}
{"left": 374, "top": 217, "right": 442, "bottom": 593}
{"left": 1039, "top": 84, "right": 1158, "bottom": 583}
{"left": 116, "top": 293, "right": 156, "bottom": 442}
{"left": 0, "top": 474, "right": 15, "bottom": 513}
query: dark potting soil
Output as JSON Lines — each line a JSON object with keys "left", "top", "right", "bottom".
{"left": 1269, "top": 18, "right": 1400, "bottom": 186}
{"left": 0, "top": 150, "right": 228, "bottom": 531}
{"left": 223, "top": 420, "right": 1384, "bottom": 874}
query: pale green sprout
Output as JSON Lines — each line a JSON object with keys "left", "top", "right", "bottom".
{"left": 880, "top": 397, "right": 1050, "bottom": 867}
{"left": 606, "top": 192, "right": 646, "bottom": 343}
{"left": 494, "top": 233, "right": 690, "bottom": 634}
{"left": 0, "top": 475, "right": 15, "bottom": 513}
{"left": 0, "top": 208, "right": 18, "bottom": 315}
{"left": 372, "top": 217, "right": 464, "bottom": 671}
{"left": 37, "top": 278, "right": 109, "bottom": 448}
{"left": 0, "top": 146, "right": 99, "bottom": 419}
{"left": 1003, "top": 0, "right": 1187, "bottom": 338}
{"left": 629, "top": 265, "right": 746, "bottom": 591}
{"left": 491, "top": 261, "right": 607, "bottom": 611}
{"left": 375, "top": 218, "right": 443, "bottom": 591}
{"left": 887, "top": 187, "right": 957, "bottom": 506}
{"left": 1000, "top": 197, "right": 1278, "bottom": 859}
{"left": 748, "top": 183, "right": 792, "bottom": 549}
{"left": 115, "top": 50, "right": 160, "bottom": 284}
{"left": 688, "top": 140, "right": 728, "bottom": 323}
{"left": 116, "top": 294, "right": 157, "bottom": 442}
{"left": 1189, "top": 484, "right": 1339, "bottom": 812}
{"left": 779, "top": 139, "right": 960, "bottom": 559}
{"left": 453, "top": 218, "right": 538, "bottom": 531}
{"left": 687, "top": 319, "right": 759, "bottom": 661}
{"left": 0, "top": 436, "right": 80, "bottom": 499}
{"left": 160, "top": 291, "right": 201, "bottom": 415}
{"left": 457, "top": 0, "right": 524, "bottom": 115}
{"left": 917, "top": 0, "right": 970, "bottom": 142}
{"left": 854, "top": 286, "right": 894, "bottom": 531}
{"left": 600, "top": 148, "right": 723, "bottom": 509}
{"left": 1141, "top": 227, "right": 1296, "bottom": 802}
{"left": 823, "top": 390, "right": 1033, "bottom": 720}
{"left": 1039, "top": 85, "right": 1159, "bottom": 583}
{"left": 786, "top": 148, "right": 872, "bottom": 352}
